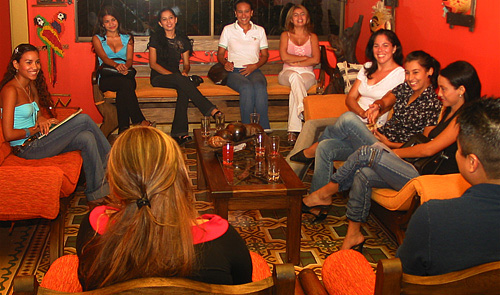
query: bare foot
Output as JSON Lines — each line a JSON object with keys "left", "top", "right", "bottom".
{"left": 340, "top": 221, "right": 365, "bottom": 250}
{"left": 303, "top": 142, "right": 319, "bottom": 158}
{"left": 303, "top": 182, "right": 338, "bottom": 207}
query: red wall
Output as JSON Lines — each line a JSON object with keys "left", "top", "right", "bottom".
{"left": 27, "top": 0, "right": 99, "bottom": 121}
{"left": 346, "top": 0, "right": 500, "bottom": 97}
{"left": 0, "top": 1, "right": 12, "bottom": 73}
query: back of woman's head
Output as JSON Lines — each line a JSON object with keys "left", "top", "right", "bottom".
{"left": 405, "top": 50, "right": 440, "bottom": 88}
{"left": 0, "top": 44, "right": 54, "bottom": 116}
{"left": 440, "top": 61, "right": 481, "bottom": 103}
{"left": 284, "top": 5, "right": 312, "bottom": 33}
{"left": 365, "top": 29, "right": 403, "bottom": 66}
{"left": 83, "top": 127, "right": 197, "bottom": 290}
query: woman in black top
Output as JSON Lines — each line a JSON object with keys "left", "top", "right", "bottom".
{"left": 76, "top": 127, "right": 252, "bottom": 290}
{"left": 149, "top": 8, "right": 222, "bottom": 145}
{"left": 303, "top": 61, "right": 481, "bottom": 251}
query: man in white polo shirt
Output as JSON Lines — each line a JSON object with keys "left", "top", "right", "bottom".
{"left": 217, "top": 0, "right": 271, "bottom": 130}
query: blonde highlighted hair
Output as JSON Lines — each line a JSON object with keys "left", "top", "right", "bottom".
{"left": 284, "top": 5, "right": 312, "bottom": 34}
{"left": 81, "top": 127, "right": 198, "bottom": 290}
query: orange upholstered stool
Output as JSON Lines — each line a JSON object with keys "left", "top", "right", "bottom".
{"left": 322, "top": 250, "right": 375, "bottom": 295}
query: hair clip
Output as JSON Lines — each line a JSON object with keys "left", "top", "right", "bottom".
{"left": 136, "top": 197, "right": 151, "bottom": 209}
{"left": 14, "top": 47, "right": 19, "bottom": 54}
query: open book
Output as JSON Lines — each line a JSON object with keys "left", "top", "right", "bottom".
{"left": 37, "top": 108, "right": 83, "bottom": 139}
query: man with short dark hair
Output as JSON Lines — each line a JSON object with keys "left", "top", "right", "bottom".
{"left": 397, "top": 97, "right": 500, "bottom": 276}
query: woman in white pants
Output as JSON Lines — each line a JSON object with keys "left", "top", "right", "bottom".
{"left": 278, "top": 4, "right": 320, "bottom": 144}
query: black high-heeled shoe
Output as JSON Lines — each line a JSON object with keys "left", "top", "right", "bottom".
{"left": 351, "top": 240, "right": 365, "bottom": 253}
{"left": 290, "top": 149, "right": 314, "bottom": 164}
{"left": 302, "top": 202, "right": 330, "bottom": 223}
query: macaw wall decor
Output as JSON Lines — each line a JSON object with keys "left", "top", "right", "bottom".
{"left": 34, "top": 12, "right": 67, "bottom": 86}
{"left": 442, "top": 0, "right": 477, "bottom": 32}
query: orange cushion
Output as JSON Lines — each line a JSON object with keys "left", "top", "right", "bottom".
{"left": 0, "top": 166, "right": 63, "bottom": 220}
{"left": 39, "top": 252, "right": 270, "bottom": 292}
{"left": 371, "top": 173, "right": 471, "bottom": 211}
{"left": 2, "top": 151, "right": 82, "bottom": 197}
{"left": 322, "top": 250, "right": 375, "bottom": 295}
{"left": 103, "top": 76, "right": 316, "bottom": 99}
{"left": 304, "top": 94, "right": 348, "bottom": 121}
{"left": 250, "top": 251, "right": 271, "bottom": 282}
{"left": 41, "top": 255, "right": 83, "bottom": 292}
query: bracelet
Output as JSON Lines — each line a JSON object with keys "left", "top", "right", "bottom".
{"left": 23, "top": 128, "right": 30, "bottom": 138}
{"left": 374, "top": 102, "right": 382, "bottom": 110}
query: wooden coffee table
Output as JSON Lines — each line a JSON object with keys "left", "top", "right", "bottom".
{"left": 193, "top": 129, "right": 307, "bottom": 265}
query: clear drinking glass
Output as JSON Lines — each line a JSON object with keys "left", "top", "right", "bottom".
{"left": 255, "top": 131, "right": 265, "bottom": 158}
{"left": 316, "top": 79, "right": 325, "bottom": 95}
{"left": 269, "top": 135, "right": 280, "bottom": 156}
{"left": 215, "top": 112, "right": 225, "bottom": 131}
{"left": 267, "top": 155, "right": 280, "bottom": 182}
{"left": 250, "top": 113, "right": 260, "bottom": 125}
{"left": 201, "top": 116, "right": 211, "bottom": 137}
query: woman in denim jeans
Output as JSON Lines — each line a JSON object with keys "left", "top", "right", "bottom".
{"left": 0, "top": 44, "right": 111, "bottom": 206}
{"left": 217, "top": 0, "right": 270, "bottom": 130}
{"left": 305, "top": 61, "right": 481, "bottom": 252}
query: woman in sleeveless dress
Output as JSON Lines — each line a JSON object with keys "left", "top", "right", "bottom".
{"left": 93, "top": 6, "right": 152, "bottom": 134}
{"left": 278, "top": 5, "right": 320, "bottom": 144}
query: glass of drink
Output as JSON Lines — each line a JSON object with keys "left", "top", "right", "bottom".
{"left": 269, "top": 135, "right": 280, "bottom": 156}
{"left": 255, "top": 157, "right": 265, "bottom": 177}
{"left": 255, "top": 131, "right": 265, "bottom": 158}
{"left": 250, "top": 113, "right": 260, "bottom": 125}
{"left": 201, "top": 116, "right": 211, "bottom": 137}
{"left": 222, "top": 141, "right": 234, "bottom": 165}
{"left": 316, "top": 79, "right": 325, "bottom": 95}
{"left": 267, "top": 155, "right": 280, "bottom": 182}
{"left": 215, "top": 112, "right": 225, "bottom": 131}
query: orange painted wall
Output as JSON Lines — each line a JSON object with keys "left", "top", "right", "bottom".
{"left": 27, "top": 0, "right": 99, "bottom": 121}
{"left": 346, "top": 0, "right": 500, "bottom": 97}
{"left": 0, "top": 1, "right": 12, "bottom": 73}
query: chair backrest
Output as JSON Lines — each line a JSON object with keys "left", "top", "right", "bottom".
{"left": 14, "top": 263, "right": 295, "bottom": 295}
{"left": 374, "top": 258, "right": 500, "bottom": 295}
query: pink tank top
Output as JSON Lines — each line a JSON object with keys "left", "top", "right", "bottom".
{"left": 283, "top": 34, "right": 313, "bottom": 72}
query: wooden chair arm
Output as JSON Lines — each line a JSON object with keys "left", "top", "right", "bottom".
{"left": 13, "top": 275, "right": 39, "bottom": 295}
{"left": 374, "top": 258, "right": 403, "bottom": 295}
{"left": 298, "top": 269, "right": 329, "bottom": 295}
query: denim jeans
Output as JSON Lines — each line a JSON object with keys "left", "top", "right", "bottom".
{"left": 152, "top": 73, "right": 216, "bottom": 137}
{"left": 17, "top": 114, "right": 111, "bottom": 201}
{"left": 227, "top": 68, "right": 270, "bottom": 129}
{"left": 310, "top": 112, "right": 378, "bottom": 192}
{"left": 331, "top": 145, "right": 420, "bottom": 223}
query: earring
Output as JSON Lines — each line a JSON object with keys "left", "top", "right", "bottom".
{"left": 459, "top": 94, "right": 463, "bottom": 98}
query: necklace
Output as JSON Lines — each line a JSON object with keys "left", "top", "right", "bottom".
{"left": 14, "top": 75, "right": 32, "bottom": 103}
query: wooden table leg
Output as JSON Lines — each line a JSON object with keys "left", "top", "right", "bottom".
{"left": 197, "top": 153, "right": 206, "bottom": 190}
{"left": 213, "top": 195, "right": 229, "bottom": 220}
{"left": 286, "top": 194, "right": 302, "bottom": 265}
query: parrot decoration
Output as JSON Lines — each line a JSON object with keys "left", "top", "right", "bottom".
{"left": 34, "top": 12, "right": 66, "bottom": 87}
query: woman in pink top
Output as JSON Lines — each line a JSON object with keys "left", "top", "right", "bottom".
{"left": 278, "top": 5, "right": 320, "bottom": 144}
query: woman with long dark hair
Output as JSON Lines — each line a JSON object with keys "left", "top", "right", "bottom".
{"left": 93, "top": 6, "right": 153, "bottom": 134}
{"left": 76, "top": 127, "right": 252, "bottom": 290}
{"left": 149, "top": 8, "right": 222, "bottom": 145}
{"left": 0, "top": 44, "right": 110, "bottom": 205}
{"left": 306, "top": 61, "right": 481, "bottom": 251}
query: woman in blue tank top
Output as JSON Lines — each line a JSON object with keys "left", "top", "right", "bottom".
{"left": 0, "top": 44, "right": 111, "bottom": 206}
{"left": 93, "top": 6, "right": 153, "bottom": 134}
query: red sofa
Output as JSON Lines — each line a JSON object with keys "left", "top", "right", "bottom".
{"left": 0, "top": 108, "right": 83, "bottom": 262}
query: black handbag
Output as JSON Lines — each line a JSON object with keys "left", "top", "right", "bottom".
{"left": 401, "top": 133, "right": 449, "bottom": 175}
{"left": 208, "top": 63, "right": 228, "bottom": 85}
{"left": 98, "top": 58, "right": 136, "bottom": 79}
{"left": 189, "top": 75, "right": 204, "bottom": 87}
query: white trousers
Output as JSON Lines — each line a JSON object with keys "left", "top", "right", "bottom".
{"left": 278, "top": 68, "right": 316, "bottom": 132}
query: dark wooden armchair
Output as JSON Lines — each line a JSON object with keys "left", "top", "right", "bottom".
{"left": 296, "top": 258, "right": 500, "bottom": 295}
{"left": 13, "top": 263, "right": 295, "bottom": 295}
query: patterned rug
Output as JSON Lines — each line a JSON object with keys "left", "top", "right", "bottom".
{"left": 1, "top": 131, "right": 398, "bottom": 293}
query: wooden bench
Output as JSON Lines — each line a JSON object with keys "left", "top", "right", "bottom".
{"left": 92, "top": 46, "right": 335, "bottom": 137}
